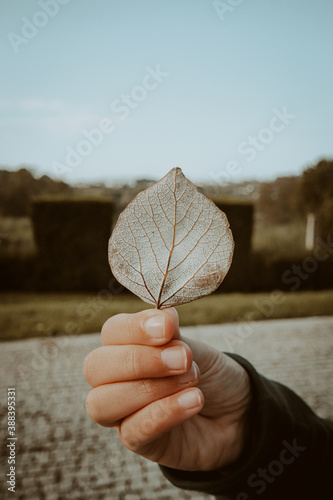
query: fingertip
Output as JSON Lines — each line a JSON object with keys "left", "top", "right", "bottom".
{"left": 82, "top": 353, "right": 91, "bottom": 383}
{"left": 163, "top": 307, "right": 179, "bottom": 324}
{"left": 85, "top": 389, "right": 96, "bottom": 422}
{"left": 144, "top": 312, "right": 166, "bottom": 342}
{"left": 101, "top": 310, "right": 156, "bottom": 345}
{"left": 163, "top": 307, "right": 180, "bottom": 341}
{"left": 101, "top": 313, "right": 127, "bottom": 344}
{"left": 143, "top": 308, "right": 179, "bottom": 344}
{"left": 101, "top": 308, "right": 179, "bottom": 346}
{"left": 177, "top": 388, "right": 204, "bottom": 411}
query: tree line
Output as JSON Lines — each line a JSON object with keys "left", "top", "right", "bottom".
{"left": 256, "top": 159, "right": 333, "bottom": 236}
{"left": 0, "top": 160, "right": 332, "bottom": 234}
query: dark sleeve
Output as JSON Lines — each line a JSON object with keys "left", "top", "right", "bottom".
{"left": 159, "top": 353, "right": 333, "bottom": 500}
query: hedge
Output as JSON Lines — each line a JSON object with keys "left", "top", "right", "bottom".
{"left": 0, "top": 255, "right": 36, "bottom": 291}
{"left": 212, "top": 199, "right": 254, "bottom": 292}
{"left": 31, "top": 197, "right": 114, "bottom": 291}
{"left": 1, "top": 196, "right": 332, "bottom": 293}
{"left": 250, "top": 251, "right": 333, "bottom": 292}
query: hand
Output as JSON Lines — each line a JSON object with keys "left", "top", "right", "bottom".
{"left": 83, "top": 308, "right": 251, "bottom": 471}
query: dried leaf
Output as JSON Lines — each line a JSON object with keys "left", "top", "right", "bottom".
{"left": 108, "top": 167, "right": 234, "bottom": 309}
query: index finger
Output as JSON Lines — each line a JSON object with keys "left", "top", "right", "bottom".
{"left": 101, "top": 307, "right": 180, "bottom": 346}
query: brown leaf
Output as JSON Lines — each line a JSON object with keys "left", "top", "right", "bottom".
{"left": 108, "top": 167, "right": 234, "bottom": 309}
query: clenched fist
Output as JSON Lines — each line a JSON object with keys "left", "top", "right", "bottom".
{"left": 83, "top": 308, "right": 251, "bottom": 471}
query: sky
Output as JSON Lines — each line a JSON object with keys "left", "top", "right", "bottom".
{"left": 0, "top": 0, "right": 332, "bottom": 185}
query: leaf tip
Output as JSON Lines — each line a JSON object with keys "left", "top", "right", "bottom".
{"left": 171, "top": 166, "right": 183, "bottom": 175}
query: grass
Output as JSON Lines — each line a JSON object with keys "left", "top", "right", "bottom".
{"left": 1, "top": 290, "right": 333, "bottom": 341}
{"left": 252, "top": 220, "right": 307, "bottom": 260}
{"left": 0, "top": 216, "right": 36, "bottom": 257}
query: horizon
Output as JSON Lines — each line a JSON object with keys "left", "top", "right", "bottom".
{"left": 1, "top": 160, "right": 320, "bottom": 189}
{"left": 1, "top": 0, "right": 333, "bottom": 185}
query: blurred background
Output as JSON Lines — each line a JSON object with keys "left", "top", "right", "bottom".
{"left": 1, "top": 0, "right": 333, "bottom": 340}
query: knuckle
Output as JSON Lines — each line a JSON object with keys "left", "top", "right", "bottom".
{"left": 83, "top": 353, "right": 93, "bottom": 383}
{"left": 143, "top": 402, "right": 165, "bottom": 437}
{"left": 85, "top": 389, "right": 111, "bottom": 427}
{"left": 85, "top": 390, "right": 96, "bottom": 419}
{"left": 127, "top": 312, "right": 143, "bottom": 341}
{"left": 145, "top": 403, "right": 160, "bottom": 429}
{"left": 100, "top": 316, "right": 115, "bottom": 342}
{"left": 83, "top": 347, "right": 105, "bottom": 385}
{"left": 149, "top": 399, "right": 167, "bottom": 425}
{"left": 100, "top": 320, "right": 109, "bottom": 343}
{"left": 138, "top": 378, "right": 154, "bottom": 396}
{"left": 120, "top": 427, "right": 141, "bottom": 451}
{"left": 126, "top": 347, "right": 140, "bottom": 378}
{"left": 119, "top": 400, "right": 168, "bottom": 452}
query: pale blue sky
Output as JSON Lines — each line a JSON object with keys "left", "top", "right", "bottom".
{"left": 0, "top": 0, "right": 332, "bottom": 184}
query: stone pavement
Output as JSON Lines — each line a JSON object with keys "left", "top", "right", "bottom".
{"left": 0, "top": 316, "right": 332, "bottom": 500}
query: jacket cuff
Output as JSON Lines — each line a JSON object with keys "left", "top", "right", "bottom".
{"left": 159, "top": 352, "right": 332, "bottom": 498}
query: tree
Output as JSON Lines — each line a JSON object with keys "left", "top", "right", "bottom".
{"left": 298, "top": 159, "right": 333, "bottom": 213}
{"left": 317, "top": 198, "right": 333, "bottom": 239}
{"left": 298, "top": 159, "right": 333, "bottom": 238}
{"left": 256, "top": 176, "right": 301, "bottom": 224}
{"left": 0, "top": 167, "right": 72, "bottom": 216}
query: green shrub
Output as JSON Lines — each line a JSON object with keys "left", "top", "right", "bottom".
{"left": 31, "top": 197, "right": 114, "bottom": 291}
{"left": 250, "top": 252, "right": 333, "bottom": 292}
{"left": 317, "top": 198, "right": 333, "bottom": 239}
{"left": 0, "top": 255, "right": 36, "bottom": 291}
{"left": 252, "top": 221, "right": 307, "bottom": 261}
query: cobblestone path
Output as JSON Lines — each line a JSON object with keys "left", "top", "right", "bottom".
{"left": 1, "top": 316, "right": 332, "bottom": 500}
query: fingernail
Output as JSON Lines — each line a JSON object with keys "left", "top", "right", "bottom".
{"left": 178, "top": 390, "right": 202, "bottom": 409}
{"left": 145, "top": 315, "right": 165, "bottom": 339}
{"left": 177, "top": 363, "right": 199, "bottom": 385}
{"left": 161, "top": 346, "right": 187, "bottom": 371}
